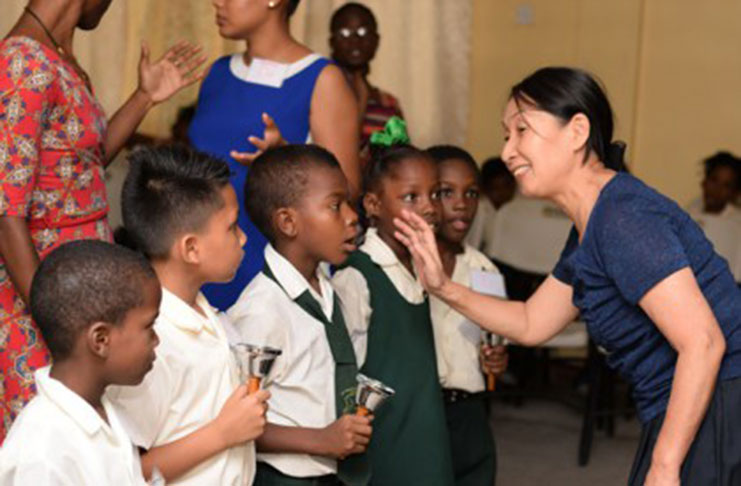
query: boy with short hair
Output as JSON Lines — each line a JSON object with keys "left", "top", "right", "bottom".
{"left": 227, "top": 144, "right": 372, "bottom": 486}
{"left": 0, "top": 240, "right": 159, "bottom": 485}
{"left": 108, "top": 145, "right": 269, "bottom": 485}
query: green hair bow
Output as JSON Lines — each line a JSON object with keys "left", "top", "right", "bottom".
{"left": 370, "top": 116, "right": 410, "bottom": 146}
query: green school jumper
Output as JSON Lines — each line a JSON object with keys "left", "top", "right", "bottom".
{"left": 343, "top": 252, "right": 455, "bottom": 486}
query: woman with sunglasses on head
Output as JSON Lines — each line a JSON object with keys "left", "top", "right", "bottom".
{"left": 0, "top": 0, "right": 204, "bottom": 442}
{"left": 189, "top": 0, "right": 361, "bottom": 311}
{"left": 330, "top": 3, "right": 405, "bottom": 159}
{"left": 396, "top": 67, "right": 741, "bottom": 486}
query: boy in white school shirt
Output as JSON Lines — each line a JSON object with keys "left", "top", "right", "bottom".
{"left": 227, "top": 145, "right": 372, "bottom": 486}
{"left": 0, "top": 240, "right": 158, "bottom": 486}
{"left": 108, "top": 146, "right": 269, "bottom": 485}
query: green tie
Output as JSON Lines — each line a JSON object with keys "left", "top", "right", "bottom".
{"left": 262, "top": 264, "right": 370, "bottom": 486}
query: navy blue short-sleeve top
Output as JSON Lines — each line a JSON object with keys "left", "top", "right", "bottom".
{"left": 553, "top": 173, "right": 741, "bottom": 423}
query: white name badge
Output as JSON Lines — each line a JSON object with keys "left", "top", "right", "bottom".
{"left": 471, "top": 270, "right": 507, "bottom": 298}
{"left": 471, "top": 270, "right": 507, "bottom": 345}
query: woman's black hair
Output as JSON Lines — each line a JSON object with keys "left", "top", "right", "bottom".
{"left": 703, "top": 151, "right": 741, "bottom": 189}
{"left": 287, "top": 0, "right": 301, "bottom": 17}
{"left": 511, "top": 67, "right": 627, "bottom": 172}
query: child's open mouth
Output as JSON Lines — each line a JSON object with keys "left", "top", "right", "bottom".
{"left": 448, "top": 218, "right": 470, "bottom": 232}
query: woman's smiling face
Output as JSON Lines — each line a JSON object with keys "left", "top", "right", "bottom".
{"left": 500, "top": 98, "right": 578, "bottom": 199}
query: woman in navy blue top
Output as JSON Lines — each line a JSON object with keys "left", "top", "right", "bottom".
{"left": 189, "top": 0, "right": 361, "bottom": 310}
{"left": 396, "top": 67, "right": 741, "bottom": 486}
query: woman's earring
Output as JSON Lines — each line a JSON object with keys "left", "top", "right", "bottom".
{"left": 268, "top": 0, "right": 277, "bottom": 8}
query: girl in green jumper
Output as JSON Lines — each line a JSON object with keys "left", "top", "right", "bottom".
{"left": 333, "top": 119, "right": 454, "bottom": 486}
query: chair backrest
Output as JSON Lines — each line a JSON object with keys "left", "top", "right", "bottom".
{"left": 486, "top": 197, "right": 573, "bottom": 275}
{"left": 692, "top": 214, "right": 741, "bottom": 282}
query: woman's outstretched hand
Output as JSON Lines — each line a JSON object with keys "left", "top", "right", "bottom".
{"left": 394, "top": 209, "right": 449, "bottom": 294}
{"left": 231, "top": 112, "right": 286, "bottom": 166}
{"left": 138, "top": 41, "right": 207, "bottom": 104}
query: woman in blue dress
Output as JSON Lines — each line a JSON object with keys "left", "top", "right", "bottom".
{"left": 189, "top": 0, "right": 360, "bottom": 310}
{"left": 396, "top": 67, "right": 741, "bottom": 486}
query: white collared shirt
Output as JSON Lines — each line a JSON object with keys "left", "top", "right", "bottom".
{"left": 226, "top": 244, "right": 338, "bottom": 477}
{"left": 0, "top": 367, "right": 147, "bottom": 486}
{"left": 332, "top": 228, "right": 426, "bottom": 367}
{"left": 108, "top": 288, "right": 255, "bottom": 486}
{"left": 686, "top": 197, "right": 741, "bottom": 222}
{"left": 430, "top": 245, "right": 501, "bottom": 393}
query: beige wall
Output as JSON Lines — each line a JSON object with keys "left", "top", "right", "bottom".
{"left": 467, "top": 0, "right": 741, "bottom": 206}
{"left": 632, "top": 0, "right": 741, "bottom": 205}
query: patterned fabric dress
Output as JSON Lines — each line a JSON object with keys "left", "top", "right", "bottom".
{"left": 359, "top": 88, "right": 404, "bottom": 169}
{"left": 0, "top": 37, "right": 111, "bottom": 442}
{"left": 359, "top": 88, "right": 404, "bottom": 148}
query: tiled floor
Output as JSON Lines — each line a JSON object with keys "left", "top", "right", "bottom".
{"left": 491, "top": 398, "right": 641, "bottom": 485}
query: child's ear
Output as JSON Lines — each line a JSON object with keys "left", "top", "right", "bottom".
{"left": 87, "top": 322, "right": 112, "bottom": 359}
{"left": 179, "top": 234, "right": 201, "bottom": 265}
{"left": 274, "top": 207, "right": 299, "bottom": 239}
{"left": 363, "top": 192, "right": 381, "bottom": 220}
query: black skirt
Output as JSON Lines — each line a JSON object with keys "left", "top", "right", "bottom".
{"left": 629, "top": 376, "right": 741, "bottom": 485}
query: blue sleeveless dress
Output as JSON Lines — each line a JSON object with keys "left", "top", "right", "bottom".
{"left": 189, "top": 53, "right": 331, "bottom": 310}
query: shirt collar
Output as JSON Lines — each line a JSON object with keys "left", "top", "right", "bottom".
{"left": 159, "top": 287, "right": 218, "bottom": 335}
{"left": 264, "top": 244, "right": 334, "bottom": 312}
{"left": 722, "top": 203, "right": 740, "bottom": 218}
{"left": 361, "top": 228, "right": 418, "bottom": 275}
{"left": 361, "top": 228, "right": 402, "bottom": 265}
{"left": 35, "top": 366, "right": 112, "bottom": 437}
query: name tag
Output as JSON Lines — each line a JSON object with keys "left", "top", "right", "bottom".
{"left": 471, "top": 270, "right": 507, "bottom": 345}
{"left": 471, "top": 270, "right": 507, "bottom": 298}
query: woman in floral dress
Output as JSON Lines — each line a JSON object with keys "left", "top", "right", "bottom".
{"left": 0, "top": 0, "right": 205, "bottom": 442}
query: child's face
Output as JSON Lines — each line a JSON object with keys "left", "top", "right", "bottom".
{"left": 213, "top": 0, "right": 273, "bottom": 40}
{"left": 107, "top": 277, "right": 161, "bottom": 386}
{"left": 702, "top": 165, "right": 738, "bottom": 213}
{"left": 195, "top": 184, "right": 247, "bottom": 283}
{"left": 366, "top": 156, "right": 440, "bottom": 240}
{"left": 437, "top": 158, "right": 480, "bottom": 245}
{"left": 293, "top": 166, "right": 359, "bottom": 266}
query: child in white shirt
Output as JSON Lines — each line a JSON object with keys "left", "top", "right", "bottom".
{"left": 108, "top": 145, "right": 269, "bottom": 485}
{"left": 228, "top": 145, "right": 372, "bottom": 486}
{"left": 0, "top": 241, "right": 158, "bottom": 485}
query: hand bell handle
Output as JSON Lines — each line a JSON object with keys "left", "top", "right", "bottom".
{"left": 247, "top": 376, "right": 261, "bottom": 394}
{"left": 487, "top": 373, "right": 496, "bottom": 391}
{"left": 356, "top": 405, "right": 370, "bottom": 417}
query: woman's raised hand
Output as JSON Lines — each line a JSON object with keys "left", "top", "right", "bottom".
{"left": 394, "top": 209, "right": 450, "bottom": 294}
{"left": 138, "top": 41, "right": 207, "bottom": 104}
{"left": 230, "top": 112, "right": 286, "bottom": 166}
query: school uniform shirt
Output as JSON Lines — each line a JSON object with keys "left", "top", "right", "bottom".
{"left": 686, "top": 197, "right": 741, "bottom": 222}
{"left": 332, "top": 228, "right": 426, "bottom": 367}
{"left": 0, "top": 367, "right": 147, "bottom": 486}
{"left": 108, "top": 288, "right": 255, "bottom": 486}
{"left": 430, "top": 245, "right": 500, "bottom": 393}
{"left": 226, "top": 244, "right": 338, "bottom": 478}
